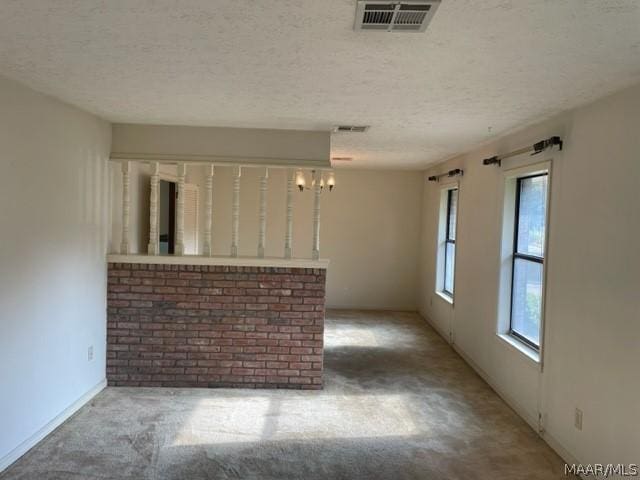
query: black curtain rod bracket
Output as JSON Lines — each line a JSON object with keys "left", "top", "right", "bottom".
{"left": 483, "top": 156, "right": 501, "bottom": 167}
{"left": 532, "top": 136, "right": 563, "bottom": 155}
{"left": 482, "top": 135, "right": 563, "bottom": 167}
{"left": 428, "top": 168, "right": 464, "bottom": 182}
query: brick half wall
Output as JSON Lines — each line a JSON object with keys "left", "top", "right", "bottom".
{"left": 107, "top": 263, "right": 325, "bottom": 389}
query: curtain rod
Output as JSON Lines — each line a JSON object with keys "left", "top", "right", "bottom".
{"left": 482, "top": 136, "right": 563, "bottom": 167}
{"left": 428, "top": 168, "right": 464, "bottom": 182}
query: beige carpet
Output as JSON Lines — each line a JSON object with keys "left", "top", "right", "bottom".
{"left": 0, "top": 310, "right": 566, "bottom": 479}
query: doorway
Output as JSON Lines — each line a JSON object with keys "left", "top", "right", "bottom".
{"left": 157, "top": 178, "right": 199, "bottom": 255}
{"left": 159, "top": 180, "right": 176, "bottom": 254}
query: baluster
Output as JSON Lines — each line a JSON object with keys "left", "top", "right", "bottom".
{"left": 175, "top": 163, "right": 187, "bottom": 255}
{"left": 231, "top": 166, "right": 242, "bottom": 257}
{"left": 284, "top": 168, "right": 294, "bottom": 259}
{"left": 257, "top": 168, "right": 268, "bottom": 258}
{"left": 120, "top": 161, "right": 131, "bottom": 254}
{"left": 203, "top": 165, "right": 214, "bottom": 256}
{"left": 312, "top": 170, "right": 322, "bottom": 260}
{"left": 147, "top": 162, "right": 160, "bottom": 255}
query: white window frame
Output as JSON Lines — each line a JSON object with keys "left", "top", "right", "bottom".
{"left": 435, "top": 181, "right": 459, "bottom": 304}
{"left": 496, "top": 160, "right": 551, "bottom": 364}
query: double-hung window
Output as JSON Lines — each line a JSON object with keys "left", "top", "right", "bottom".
{"left": 437, "top": 186, "right": 458, "bottom": 301}
{"left": 509, "top": 173, "right": 548, "bottom": 350}
{"left": 443, "top": 188, "right": 458, "bottom": 296}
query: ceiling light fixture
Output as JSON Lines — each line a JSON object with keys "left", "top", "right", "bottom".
{"left": 295, "top": 170, "right": 335, "bottom": 193}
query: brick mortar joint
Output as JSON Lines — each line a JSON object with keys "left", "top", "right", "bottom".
{"left": 107, "top": 263, "right": 325, "bottom": 390}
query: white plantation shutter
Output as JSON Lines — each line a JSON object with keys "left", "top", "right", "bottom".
{"left": 183, "top": 184, "right": 199, "bottom": 254}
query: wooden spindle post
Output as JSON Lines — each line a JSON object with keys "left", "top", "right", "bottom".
{"left": 312, "top": 170, "right": 322, "bottom": 260}
{"left": 175, "top": 163, "right": 187, "bottom": 256}
{"left": 120, "top": 160, "right": 131, "bottom": 254}
{"left": 147, "top": 162, "right": 160, "bottom": 255}
{"left": 257, "top": 168, "right": 268, "bottom": 258}
{"left": 284, "top": 168, "right": 294, "bottom": 259}
{"left": 203, "top": 165, "right": 214, "bottom": 256}
{"left": 231, "top": 166, "right": 242, "bottom": 257}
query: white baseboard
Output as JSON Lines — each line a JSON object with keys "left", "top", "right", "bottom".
{"left": 542, "top": 430, "right": 585, "bottom": 478}
{"left": 326, "top": 306, "right": 418, "bottom": 313}
{"left": 418, "top": 313, "right": 586, "bottom": 478}
{"left": 0, "top": 378, "right": 107, "bottom": 473}
{"left": 418, "top": 308, "right": 451, "bottom": 343}
{"left": 452, "top": 343, "right": 540, "bottom": 430}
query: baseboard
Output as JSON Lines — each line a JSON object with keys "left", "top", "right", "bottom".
{"left": 419, "top": 312, "right": 538, "bottom": 426}
{"left": 418, "top": 308, "right": 451, "bottom": 343}
{"left": 0, "top": 378, "right": 107, "bottom": 473}
{"left": 326, "top": 306, "right": 418, "bottom": 313}
{"left": 541, "top": 430, "right": 586, "bottom": 479}
{"left": 418, "top": 312, "right": 586, "bottom": 478}
{"left": 452, "top": 343, "right": 540, "bottom": 430}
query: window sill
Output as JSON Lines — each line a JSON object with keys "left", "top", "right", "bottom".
{"left": 497, "top": 333, "right": 541, "bottom": 365}
{"left": 435, "top": 290, "right": 454, "bottom": 305}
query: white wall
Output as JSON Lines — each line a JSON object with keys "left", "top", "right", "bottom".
{"left": 111, "top": 123, "right": 331, "bottom": 168}
{"left": 0, "top": 75, "right": 111, "bottom": 468}
{"left": 419, "top": 83, "right": 640, "bottom": 470}
{"left": 110, "top": 166, "right": 424, "bottom": 310}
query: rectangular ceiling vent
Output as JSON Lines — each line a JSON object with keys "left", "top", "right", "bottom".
{"left": 331, "top": 157, "right": 354, "bottom": 162}
{"left": 354, "top": 0, "right": 441, "bottom": 32}
{"left": 333, "top": 125, "right": 370, "bottom": 133}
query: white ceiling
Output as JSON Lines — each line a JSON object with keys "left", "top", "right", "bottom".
{"left": 1, "top": 1, "right": 639, "bottom": 169}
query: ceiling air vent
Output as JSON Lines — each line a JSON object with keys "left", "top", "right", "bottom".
{"left": 333, "top": 125, "right": 370, "bottom": 133}
{"left": 354, "top": 0, "right": 441, "bottom": 32}
{"left": 331, "top": 157, "right": 354, "bottom": 162}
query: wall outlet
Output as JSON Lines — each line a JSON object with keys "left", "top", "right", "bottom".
{"left": 574, "top": 407, "right": 583, "bottom": 431}
{"left": 88, "top": 345, "right": 94, "bottom": 362}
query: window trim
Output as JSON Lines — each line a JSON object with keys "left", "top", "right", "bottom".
{"left": 496, "top": 160, "right": 552, "bottom": 364}
{"left": 443, "top": 188, "right": 457, "bottom": 297}
{"left": 435, "top": 182, "right": 459, "bottom": 303}
{"left": 508, "top": 173, "right": 548, "bottom": 351}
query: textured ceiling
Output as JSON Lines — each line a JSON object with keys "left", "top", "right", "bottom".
{"left": 1, "top": 0, "right": 639, "bottom": 169}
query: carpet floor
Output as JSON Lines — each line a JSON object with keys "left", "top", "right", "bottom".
{"left": 1, "top": 310, "right": 566, "bottom": 479}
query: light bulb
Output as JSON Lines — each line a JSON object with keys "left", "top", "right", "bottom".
{"left": 295, "top": 170, "right": 306, "bottom": 192}
{"left": 327, "top": 172, "right": 336, "bottom": 191}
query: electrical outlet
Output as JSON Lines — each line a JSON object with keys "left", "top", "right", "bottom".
{"left": 574, "top": 408, "right": 583, "bottom": 431}
{"left": 88, "top": 345, "right": 94, "bottom": 362}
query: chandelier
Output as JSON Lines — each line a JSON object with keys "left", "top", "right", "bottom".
{"left": 295, "top": 170, "right": 335, "bottom": 192}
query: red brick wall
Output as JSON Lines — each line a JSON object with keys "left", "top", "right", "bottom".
{"left": 107, "top": 263, "right": 325, "bottom": 389}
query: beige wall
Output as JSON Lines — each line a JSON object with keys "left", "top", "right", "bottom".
{"left": 0, "top": 75, "right": 111, "bottom": 468}
{"left": 111, "top": 123, "right": 330, "bottom": 168}
{"left": 110, "top": 167, "right": 424, "bottom": 310}
{"left": 419, "top": 83, "right": 640, "bottom": 468}
{"left": 3, "top": 65, "right": 639, "bottom": 473}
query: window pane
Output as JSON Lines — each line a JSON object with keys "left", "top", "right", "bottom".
{"left": 511, "top": 258, "right": 543, "bottom": 346}
{"left": 516, "top": 175, "right": 547, "bottom": 257}
{"left": 444, "top": 242, "right": 455, "bottom": 294}
{"left": 447, "top": 189, "right": 458, "bottom": 241}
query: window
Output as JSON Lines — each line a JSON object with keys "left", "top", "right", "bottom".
{"left": 509, "top": 173, "right": 548, "bottom": 349}
{"left": 443, "top": 188, "right": 458, "bottom": 296}
{"left": 436, "top": 186, "right": 458, "bottom": 300}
